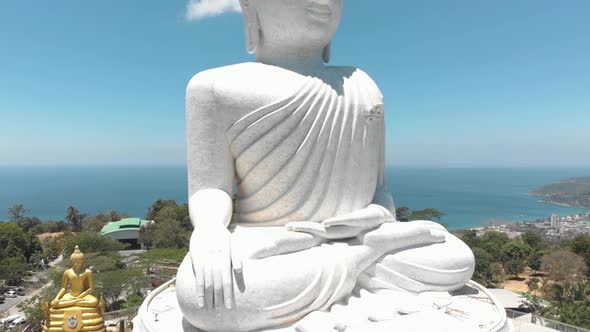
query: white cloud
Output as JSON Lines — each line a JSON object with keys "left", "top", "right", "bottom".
{"left": 186, "top": 0, "right": 241, "bottom": 21}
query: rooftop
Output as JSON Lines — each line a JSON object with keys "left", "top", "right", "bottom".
{"left": 100, "top": 218, "right": 151, "bottom": 235}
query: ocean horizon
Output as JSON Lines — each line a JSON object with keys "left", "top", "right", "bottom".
{"left": 1, "top": 165, "right": 589, "bottom": 230}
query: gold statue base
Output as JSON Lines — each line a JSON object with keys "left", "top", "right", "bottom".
{"left": 43, "top": 306, "right": 106, "bottom": 332}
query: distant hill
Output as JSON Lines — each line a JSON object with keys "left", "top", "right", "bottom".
{"left": 531, "top": 176, "right": 590, "bottom": 208}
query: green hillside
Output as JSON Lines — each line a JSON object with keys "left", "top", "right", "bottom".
{"left": 531, "top": 176, "right": 590, "bottom": 208}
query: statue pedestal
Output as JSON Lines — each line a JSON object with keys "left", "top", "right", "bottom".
{"left": 133, "top": 279, "right": 512, "bottom": 332}
{"left": 44, "top": 306, "right": 106, "bottom": 332}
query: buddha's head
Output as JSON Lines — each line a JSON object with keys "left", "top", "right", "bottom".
{"left": 239, "top": 0, "right": 343, "bottom": 62}
{"left": 70, "top": 245, "right": 85, "bottom": 270}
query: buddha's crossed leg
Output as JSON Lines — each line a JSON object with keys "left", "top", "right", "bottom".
{"left": 177, "top": 220, "right": 473, "bottom": 332}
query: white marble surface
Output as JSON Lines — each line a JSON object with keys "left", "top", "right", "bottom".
{"left": 136, "top": 0, "right": 486, "bottom": 331}
{"left": 134, "top": 280, "right": 512, "bottom": 332}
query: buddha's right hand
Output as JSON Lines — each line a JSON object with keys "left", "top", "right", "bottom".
{"left": 189, "top": 223, "right": 237, "bottom": 310}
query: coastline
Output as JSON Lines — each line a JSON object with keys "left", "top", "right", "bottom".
{"left": 540, "top": 199, "right": 587, "bottom": 208}
{"left": 530, "top": 193, "right": 590, "bottom": 209}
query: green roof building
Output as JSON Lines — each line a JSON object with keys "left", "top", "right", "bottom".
{"left": 100, "top": 218, "right": 153, "bottom": 250}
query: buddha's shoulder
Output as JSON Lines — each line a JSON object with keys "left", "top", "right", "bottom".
{"left": 186, "top": 63, "right": 382, "bottom": 107}
{"left": 187, "top": 63, "right": 306, "bottom": 99}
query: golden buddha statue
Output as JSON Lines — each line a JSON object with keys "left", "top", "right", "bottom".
{"left": 43, "top": 245, "right": 106, "bottom": 332}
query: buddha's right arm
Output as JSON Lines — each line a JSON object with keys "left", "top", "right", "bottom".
{"left": 185, "top": 72, "right": 236, "bottom": 310}
{"left": 186, "top": 71, "right": 235, "bottom": 228}
{"left": 54, "top": 272, "right": 68, "bottom": 301}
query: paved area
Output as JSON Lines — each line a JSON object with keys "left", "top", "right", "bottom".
{"left": 0, "top": 255, "right": 63, "bottom": 316}
{"left": 0, "top": 295, "right": 22, "bottom": 314}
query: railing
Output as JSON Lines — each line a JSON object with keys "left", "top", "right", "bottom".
{"left": 506, "top": 309, "right": 590, "bottom": 332}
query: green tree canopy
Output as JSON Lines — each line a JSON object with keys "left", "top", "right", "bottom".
{"left": 8, "top": 203, "right": 28, "bottom": 224}
{"left": 0, "top": 222, "right": 29, "bottom": 260}
{"left": 63, "top": 232, "right": 127, "bottom": 257}
{"left": 471, "top": 247, "right": 503, "bottom": 287}
{"left": 571, "top": 234, "right": 590, "bottom": 274}
{"left": 65, "top": 206, "right": 86, "bottom": 232}
{"left": 410, "top": 208, "right": 445, "bottom": 221}
{"left": 521, "top": 232, "right": 546, "bottom": 252}
{"left": 479, "top": 232, "right": 511, "bottom": 262}
{"left": 394, "top": 206, "right": 445, "bottom": 222}
{"left": 500, "top": 240, "right": 532, "bottom": 277}
{"left": 527, "top": 250, "right": 544, "bottom": 273}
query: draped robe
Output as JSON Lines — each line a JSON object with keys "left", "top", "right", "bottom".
{"left": 226, "top": 67, "right": 388, "bottom": 225}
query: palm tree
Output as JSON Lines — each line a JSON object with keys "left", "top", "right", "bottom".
{"left": 65, "top": 206, "right": 82, "bottom": 232}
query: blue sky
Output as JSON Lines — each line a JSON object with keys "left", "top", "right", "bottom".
{"left": 1, "top": 0, "right": 589, "bottom": 167}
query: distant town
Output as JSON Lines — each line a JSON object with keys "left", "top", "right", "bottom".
{"left": 472, "top": 212, "right": 590, "bottom": 241}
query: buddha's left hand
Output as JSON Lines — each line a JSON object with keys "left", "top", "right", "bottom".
{"left": 286, "top": 204, "right": 393, "bottom": 239}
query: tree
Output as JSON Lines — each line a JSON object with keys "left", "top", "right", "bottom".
{"left": 0, "top": 256, "right": 28, "bottom": 285}
{"left": 460, "top": 230, "right": 480, "bottom": 248}
{"left": 126, "top": 265, "right": 149, "bottom": 295}
{"left": 152, "top": 220, "right": 190, "bottom": 249}
{"left": 526, "top": 277, "right": 540, "bottom": 294}
{"left": 571, "top": 234, "right": 590, "bottom": 274}
{"left": 520, "top": 292, "right": 543, "bottom": 324}
{"left": 63, "top": 232, "right": 127, "bottom": 257}
{"left": 479, "top": 232, "right": 511, "bottom": 262}
{"left": 122, "top": 293, "right": 144, "bottom": 321}
{"left": 18, "top": 217, "right": 42, "bottom": 234}
{"left": 527, "top": 250, "right": 543, "bottom": 274}
{"left": 395, "top": 207, "right": 411, "bottom": 222}
{"left": 95, "top": 270, "right": 128, "bottom": 311}
{"left": 84, "top": 253, "right": 124, "bottom": 272}
{"left": 82, "top": 213, "right": 109, "bottom": 233}
{"left": 0, "top": 222, "right": 29, "bottom": 260}
{"left": 521, "top": 232, "right": 545, "bottom": 252}
{"left": 17, "top": 286, "right": 58, "bottom": 332}
{"left": 45, "top": 220, "right": 68, "bottom": 233}
{"left": 500, "top": 240, "right": 531, "bottom": 277}
{"left": 556, "top": 303, "right": 590, "bottom": 329}
{"left": 410, "top": 208, "right": 445, "bottom": 221}
{"left": 541, "top": 250, "right": 587, "bottom": 282}
{"left": 471, "top": 247, "right": 503, "bottom": 287}
{"left": 40, "top": 234, "right": 66, "bottom": 259}
{"left": 8, "top": 203, "right": 28, "bottom": 224}
{"left": 65, "top": 206, "right": 85, "bottom": 232}
{"left": 147, "top": 199, "right": 179, "bottom": 221}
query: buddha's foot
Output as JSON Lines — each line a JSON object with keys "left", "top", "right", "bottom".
{"left": 360, "top": 221, "right": 446, "bottom": 255}
{"left": 359, "top": 221, "right": 475, "bottom": 294}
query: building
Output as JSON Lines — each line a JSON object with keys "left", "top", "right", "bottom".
{"left": 100, "top": 218, "right": 153, "bottom": 250}
{"left": 550, "top": 214, "right": 558, "bottom": 228}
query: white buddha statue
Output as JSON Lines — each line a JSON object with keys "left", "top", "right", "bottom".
{"left": 174, "top": 1, "right": 476, "bottom": 331}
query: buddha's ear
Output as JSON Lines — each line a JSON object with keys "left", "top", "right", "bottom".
{"left": 240, "top": 0, "right": 260, "bottom": 54}
{"left": 323, "top": 42, "right": 331, "bottom": 63}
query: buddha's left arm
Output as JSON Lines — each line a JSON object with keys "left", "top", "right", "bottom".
{"left": 78, "top": 270, "right": 94, "bottom": 298}
{"left": 372, "top": 111, "right": 396, "bottom": 216}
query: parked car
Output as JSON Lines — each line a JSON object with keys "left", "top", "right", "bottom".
{"left": 0, "top": 294, "right": 5, "bottom": 303}
{"left": 16, "top": 289, "right": 25, "bottom": 296}
{"left": 1, "top": 315, "right": 21, "bottom": 328}
{"left": 8, "top": 317, "right": 26, "bottom": 329}
{"left": 4, "top": 290, "right": 17, "bottom": 298}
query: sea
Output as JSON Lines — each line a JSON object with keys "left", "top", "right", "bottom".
{"left": 0, "top": 166, "right": 589, "bottom": 230}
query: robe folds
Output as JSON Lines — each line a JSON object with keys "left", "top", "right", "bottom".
{"left": 226, "top": 68, "right": 387, "bottom": 225}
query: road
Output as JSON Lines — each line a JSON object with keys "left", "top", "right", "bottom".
{"left": 0, "top": 255, "right": 63, "bottom": 316}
